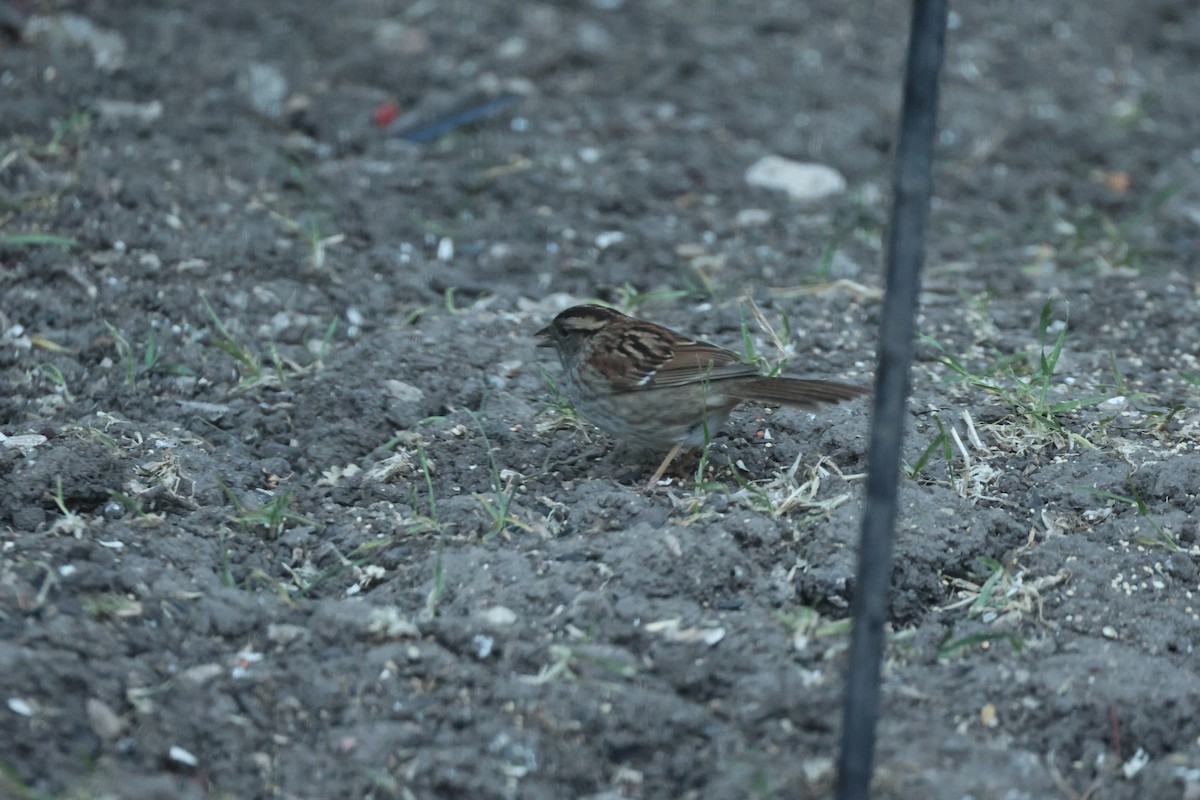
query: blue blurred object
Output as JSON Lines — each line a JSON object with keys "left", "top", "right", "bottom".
{"left": 396, "top": 92, "right": 520, "bottom": 143}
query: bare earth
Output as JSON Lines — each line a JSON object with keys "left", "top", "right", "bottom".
{"left": 2, "top": 1, "right": 1200, "bottom": 798}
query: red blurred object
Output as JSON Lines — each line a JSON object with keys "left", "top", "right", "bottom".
{"left": 373, "top": 102, "right": 400, "bottom": 127}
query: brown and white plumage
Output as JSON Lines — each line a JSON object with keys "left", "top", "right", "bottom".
{"left": 536, "top": 304, "right": 868, "bottom": 485}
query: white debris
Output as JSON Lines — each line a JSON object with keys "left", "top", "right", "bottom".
{"left": 745, "top": 155, "right": 847, "bottom": 202}
{"left": 595, "top": 230, "right": 625, "bottom": 249}
{"left": 7, "top": 698, "right": 34, "bottom": 717}
{"left": 1122, "top": 747, "right": 1150, "bottom": 779}
{"left": 168, "top": 745, "right": 199, "bottom": 767}
{"left": 385, "top": 379, "right": 425, "bottom": 404}
{"left": 26, "top": 14, "right": 127, "bottom": 72}
{"left": 478, "top": 606, "right": 518, "bottom": 627}
{"left": 734, "top": 208, "right": 773, "bottom": 228}
{"left": 236, "top": 62, "right": 288, "bottom": 118}
{"left": 473, "top": 634, "right": 495, "bottom": 659}
{"left": 0, "top": 433, "right": 48, "bottom": 452}
{"left": 95, "top": 99, "right": 162, "bottom": 124}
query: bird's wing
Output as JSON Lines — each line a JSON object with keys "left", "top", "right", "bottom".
{"left": 595, "top": 322, "right": 760, "bottom": 392}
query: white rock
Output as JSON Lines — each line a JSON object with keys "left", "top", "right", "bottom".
{"left": 734, "top": 208, "right": 773, "bottom": 228}
{"left": 477, "top": 605, "right": 518, "bottom": 627}
{"left": 745, "top": 156, "right": 847, "bottom": 201}
{"left": 1122, "top": 747, "right": 1149, "bottom": 779}
{"left": 473, "top": 634, "right": 495, "bottom": 659}
{"left": 95, "top": 99, "right": 163, "bottom": 124}
{"left": 169, "top": 745, "right": 199, "bottom": 767}
{"left": 26, "top": 14, "right": 127, "bottom": 72}
{"left": 595, "top": 230, "right": 625, "bottom": 249}
{"left": 385, "top": 380, "right": 425, "bottom": 404}
{"left": 237, "top": 63, "right": 288, "bottom": 119}
{"left": 0, "top": 433, "right": 48, "bottom": 451}
{"left": 7, "top": 698, "right": 33, "bottom": 717}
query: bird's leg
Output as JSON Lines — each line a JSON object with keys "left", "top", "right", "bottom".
{"left": 645, "top": 442, "right": 686, "bottom": 489}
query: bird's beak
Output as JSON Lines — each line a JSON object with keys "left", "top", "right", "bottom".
{"left": 534, "top": 326, "right": 554, "bottom": 347}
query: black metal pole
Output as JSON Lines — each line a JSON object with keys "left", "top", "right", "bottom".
{"left": 835, "top": 1, "right": 948, "bottom": 798}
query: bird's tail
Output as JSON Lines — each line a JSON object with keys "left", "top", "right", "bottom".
{"left": 726, "top": 377, "right": 869, "bottom": 410}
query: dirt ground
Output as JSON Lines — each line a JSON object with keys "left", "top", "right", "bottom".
{"left": 2, "top": 1, "right": 1199, "bottom": 798}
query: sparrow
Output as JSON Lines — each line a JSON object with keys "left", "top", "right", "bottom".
{"left": 536, "top": 304, "right": 867, "bottom": 486}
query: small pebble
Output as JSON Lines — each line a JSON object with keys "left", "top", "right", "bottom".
{"left": 1166, "top": 552, "right": 1198, "bottom": 582}
{"left": 168, "top": 745, "right": 199, "bottom": 767}
{"left": 734, "top": 208, "right": 772, "bottom": 228}
{"left": 595, "top": 231, "right": 625, "bottom": 249}
{"left": 7, "top": 698, "right": 33, "bottom": 717}
{"left": 745, "top": 155, "right": 846, "bottom": 201}
{"left": 86, "top": 698, "right": 124, "bottom": 741}
{"left": 237, "top": 62, "right": 288, "bottom": 118}
{"left": 477, "top": 606, "right": 518, "bottom": 627}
